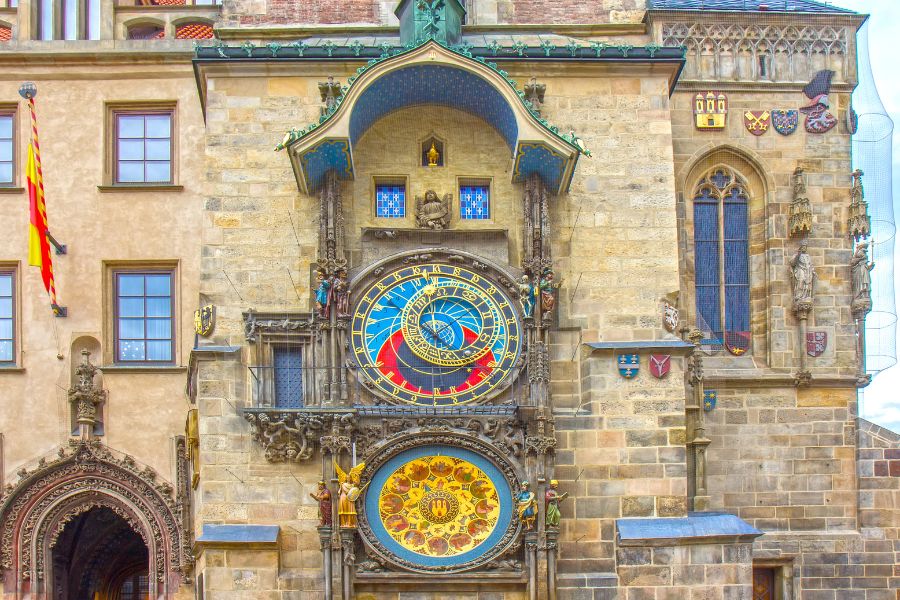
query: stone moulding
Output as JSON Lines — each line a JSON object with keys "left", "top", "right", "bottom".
{"left": 356, "top": 430, "right": 524, "bottom": 575}
{"left": 0, "top": 441, "right": 191, "bottom": 589}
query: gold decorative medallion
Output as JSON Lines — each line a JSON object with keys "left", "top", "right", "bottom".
{"left": 378, "top": 455, "right": 501, "bottom": 557}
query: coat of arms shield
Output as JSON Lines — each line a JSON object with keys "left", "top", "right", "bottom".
{"left": 703, "top": 390, "right": 717, "bottom": 412}
{"left": 663, "top": 301, "right": 679, "bottom": 333}
{"left": 807, "top": 331, "right": 827, "bottom": 357}
{"left": 772, "top": 109, "right": 798, "bottom": 135}
{"left": 724, "top": 331, "right": 750, "bottom": 356}
{"left": 649, "top": 354, "right": 671, "bottom": 379}
{"left": 618, "top": 354, "right": 639, "bottom": 379}
{"left": 743, "top": 110, "right": 770, "bottom": 136}
{"left": 194, "top": 304, "right": 216, "bottom": 337}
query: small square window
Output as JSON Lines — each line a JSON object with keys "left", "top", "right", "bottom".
{"left": 0, "top": 270, "right": 14, "bottom": 364}
{"left": 376, "top": 183, "right": 406, "bottom": 218}
{"left": 114, "top": 111, "right": 173, "bottom": 184}
{"left": 0, "top": 113, "right": 14, "bottom": 186}
{"left": 114, "top": 271, "right": 174, "bottom": 363}
{"left": 460, "top": 184, "right": 490, "bottom": 220}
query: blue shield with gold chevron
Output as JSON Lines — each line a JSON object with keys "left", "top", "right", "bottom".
{"left": 703, "top": 390, "right": 717, "bottom": 412}
{"left": 618, "top": 354, "right": 639, "bottom": 379}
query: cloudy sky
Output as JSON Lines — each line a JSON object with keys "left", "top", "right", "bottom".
{"left": 830, "top": 0, "right": 900, "bottom": 431}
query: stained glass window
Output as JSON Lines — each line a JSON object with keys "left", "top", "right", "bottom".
{"left": 115, "top": 112, "right": 173, "bottom": 184}
{"left": 115, "top": 272, "right": 174, "bottom": 363}
{"left": 376, "top": 184, "right": 406, "bottom": 218}
{"left": 693, "top": 168, "right": 750, "bottom": 351}
{"left": 460, "top": 184, "right": 490, "bottom": 220}
{"left": 273, "top": 347, "right": 303, "bottom": 408}
{"left": 0, "top": 113, "right": 13, "bottom": 185}
{"left": 0, "top": 271, "right": 14, "bottom": 364}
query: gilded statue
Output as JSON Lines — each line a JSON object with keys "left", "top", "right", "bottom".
{"left": 309, "top": 480, "right": 333, "bottom": 527}
{"left": 789, "top": 242, "right": 816, "bottom": 312}
{"left": 426, "top": 142, "right": 440, "bottom": 167}
{"left": 415, "top": 190, "right": 451, "bottom": 230}
{"left": 545, "top": 479, "right": 569, "bottom": 528}
{"left": 335, "top": 461, "right": 367, "bottom": 529}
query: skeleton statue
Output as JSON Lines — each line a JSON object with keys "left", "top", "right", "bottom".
{"left": 415, "top": 190, "right": 451, "bottom": 230}
{"left": 516, "top": 274, "right": 536, "bottom": 318}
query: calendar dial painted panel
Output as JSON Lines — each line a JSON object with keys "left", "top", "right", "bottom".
{"left": 351, "top": 263, "right": 521, "bottom": 405}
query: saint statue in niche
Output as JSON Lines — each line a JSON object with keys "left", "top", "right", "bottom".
{"left": 789, "top": 242, "right": 816, "bottom": 312}
{"left": 314, "top": 270, "right": 331, "bottom": 318}
{"left": 415, "top": 190, "right": 451, "bottom": 230}
{"left": 331, "top": 268, "right": 350, "bottom": 318}
{"left": 309, "top": 480, "right": 332, "bottom": 527}
{"left": 545, "top": 479, "right": 569, "bottom": 529}
{"left": 851, "top": 242, "right": 875, "bottom": 315}
{"left": 516, "top": 481, "right": 537, "bottom": 531}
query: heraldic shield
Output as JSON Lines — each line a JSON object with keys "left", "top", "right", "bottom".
{"left": 772, "top": 109, "right": 799, "bottom": 135}
{"left": 724, "top": 331, "right": 750, "bottom": 356}
{"left": 743, "top": 110, "right": 770, "bottom": 136}
{"left": 618, "top": 354, "right": 639, "bottom": 379}
{"left": 649, "top": 354, "right": 670, "bottom": 378}
{"left": 194, "top": 304, "right": 215, "bottom": 336}
{"left": 807, "top": 331, "right": 827, "bottom": 357}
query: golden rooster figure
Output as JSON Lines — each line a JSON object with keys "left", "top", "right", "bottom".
{"left": 335, "top": 461, "right": 367, "bottom": 529}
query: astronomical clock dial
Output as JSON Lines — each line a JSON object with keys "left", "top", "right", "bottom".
{"left": 350, "top": 263, "right": 522, "bottom": 405}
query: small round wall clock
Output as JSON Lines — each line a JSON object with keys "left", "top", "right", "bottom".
{"left": 350, "top": 263, "right": 521, "bottom": 405}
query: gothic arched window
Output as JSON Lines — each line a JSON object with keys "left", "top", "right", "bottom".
{"left": 693, "top": 167, "right": 751, "bottom": 354}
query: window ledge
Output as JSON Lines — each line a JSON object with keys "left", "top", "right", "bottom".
{"left": 97, "top": 184, "right": 184, "bottom": 193}
{"left": 100, "top": 365, "right": 188, "bottom": 374}
{"left": 0, "top": 366, "right": 26, "bottom": 373}
{"left": 0, "top": 187, "right": 25, "bottom": 194}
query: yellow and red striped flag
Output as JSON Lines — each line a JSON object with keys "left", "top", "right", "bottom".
{"left": 24, "top": 96, "right": 58, "bottom": 309}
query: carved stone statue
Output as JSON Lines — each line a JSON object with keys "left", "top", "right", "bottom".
{"left": 415, "top": 190, "right": 451, "bottom": 230}
{"left": 851, "top": 242, "right": 874, "bottom": 316}
{"left": 335, "top": 461, "right": 367, "bottom": 529}
{"left": 539, "top": 270, "right": 560, "bottom": 314}
{"left": 789, "top": 242, "right": 816, "bottom": 313}
{"left": 314, "top": 270, "right": 331, "bottom": 318}
{"left": 68, "top": 350, "right": 105, "bottom": 434}
{"left": 544, "top": 479, "right": 569, "bottom": 529}
{"left": 517, "top": 274, "right": 535, "bottom": 318}
{"left": 516, "top": 481, "right": 537, "bottom": 531}
{"left": 331, "top": 268, "right": 350, "bottom": 318}
{"left": 310, "top": 480, "right": 333, "bottom": 527}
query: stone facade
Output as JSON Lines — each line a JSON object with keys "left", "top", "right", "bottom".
{"left": 0, "top": 1, "right": 897, "bottom": 600}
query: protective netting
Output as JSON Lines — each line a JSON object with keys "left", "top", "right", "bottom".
{"left": 851, "top": 20, "right": 896, "bottom": 375}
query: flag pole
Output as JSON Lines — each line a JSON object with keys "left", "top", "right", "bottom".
{"left": 19, "top": 82, "right": 66, "bottom": 317}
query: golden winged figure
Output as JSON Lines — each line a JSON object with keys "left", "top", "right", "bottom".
{"left": 335, "top": 461, "right": 367, "bottom": 528}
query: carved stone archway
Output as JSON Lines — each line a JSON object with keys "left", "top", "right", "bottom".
{"left": 0, "top": 441, "right": 191, "bottom": 598}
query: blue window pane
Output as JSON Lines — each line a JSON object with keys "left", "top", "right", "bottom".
{"left": 118, "top": 116, "right": 145, "bottom": 138}
{"left": 0, "top": 298, "right": 12, "bottom": 318}
{"left": 460, "top": 185, "right": 490, "bottom": 220}
{"left": 118, "top": 340, "right": 146, "bottom": 361}
{"left": 375, "top": 184, "right": 405, "bottom": 218}
{"left": 710, "top": 170, "right": 730, "bottom": 189}
{"left": 0, "top": 340, "right": 11, "bottom": 362}
{"left": 145, "top": 297, "right": 171, "bottom": 317}
{"left": 724, "top": 241, "right": 749, "bottom": 285}
{"left": 118, "top": 139, "right": 144, "bottom": 161}
{"left": 0, "top": 117, "right": 12, "bottom": 139}
{"left": 145, "top": 274, "right": 171, "bottom": 296}
{"left": 146, "top": 139, "right": 171, "bottom": 161}
{"left": 118, "top": 162, "right": 144, "bottom": 183}
{"left": 145, "top": 115, "right": 171, "bottom": 138}
{"left": 725, "top": 286, "right": 750, "bottom": 332}
{"left": 145, "top": 162, "right": 171, "bottom": 183}
{"left": 724, "top": 202, "right": 747, "bottom": 240}
{"left": 118, "top": 298, "right": 144, "bottom": 317}
{"left": 146, "top": 341, "right": 172, "bottom": 361}
{"left": 696, "top": 286, "right": 721, "bottom": 333}
{"left": 0, "top": 140, "right": 11, "bottom": 162}
{"left": 146, "top": 318, "right": 171, "bottom": 339}
{"left": 0, "top": 319, "right": 11, "bottom": 339}
{"left": 274, "top": 347, "right": 303, "bottom": 408}
{"left": 0, "top": 274, "right": 11, "bottom": 298}
{"left": 118, "top": 319, "right": 143, "bottom": 340}
{"left": 118, "top": 275, "right": 144, "bottom": 296}
{"left": 0, "top": 163, "right": 11, "bottom": 184}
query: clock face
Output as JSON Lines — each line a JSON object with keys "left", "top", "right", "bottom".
{"left": 350, "top": 263, "right": 521, "bottom": 405}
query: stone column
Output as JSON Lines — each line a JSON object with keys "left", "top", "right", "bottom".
{"left": 685, "top": 329, "right": 710, "bottom": 510}
{"left": 318, "top": 526, "right": 333, "bottom": 599}
{"left": 545, "top": 528, "right": 559, "bottom": 600}
{"left": 525, "top": 530, "right": 538, "bottom": 600}
{"left": 339, "top": 528, "right": 355, "bottom": 600}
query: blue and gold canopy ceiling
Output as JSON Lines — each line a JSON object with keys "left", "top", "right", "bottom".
{"left": 275, "top": 40, "right": 589, "bottom": 196}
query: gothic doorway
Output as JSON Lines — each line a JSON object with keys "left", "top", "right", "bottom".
{"left": 50, "top": 506, "right": 150, "bottom": 600}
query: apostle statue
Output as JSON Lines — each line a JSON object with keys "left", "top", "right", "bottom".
{"left": 335, "top": 461, "right": 367, "bottom": 529}
{"left": 314, "top": 270, "right": 331, "bottom": 318}
{"left": 539, "top": 270, "right": 560, "bottom": 314}
{"left": 331, "top": 268, "right": 350, "bottom": 318}
{"left": 545, "top": 479, "right": 569, "bottom": 529}
{"left": 309, "top": 480, "right": 332, "bottom": 527}
{"left": 851, "top": 242, "right": 875, "bottom": 316}
{"left": 789, "top": 242, "right": 816, "bottom": 313}
{"left": 516, "top": 481, "right": 537, "bottom": 531}
{"left": 415, "top": 190, "right": 451, "bottom": 230}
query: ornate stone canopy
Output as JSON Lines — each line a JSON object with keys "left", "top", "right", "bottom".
{"left": 280, "top": 41, "right": 588, "bottom": 196}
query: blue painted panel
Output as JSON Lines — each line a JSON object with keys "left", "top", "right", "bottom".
{"left": 197, "top": 524, "right": 280, "bottom": 544}
{"left": 617, "top": 512, "right": 762, "bottom": 542}
{"left": 511, "top": 142, "right": 567, "bottom": 193}
{"left": 376, "top": 184, "right": 406, "bottom": 218}
{"left": 459, "top": 185, "right": 490, "bottom": 219}
{"left": 349, "top": 64, "right": 518, "bottom": 150}
{"left": 299, "top": 138, "right": 353, "bottom": 192}
{"left": 364, "top": 444, "right": 513, "bottom": 568}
